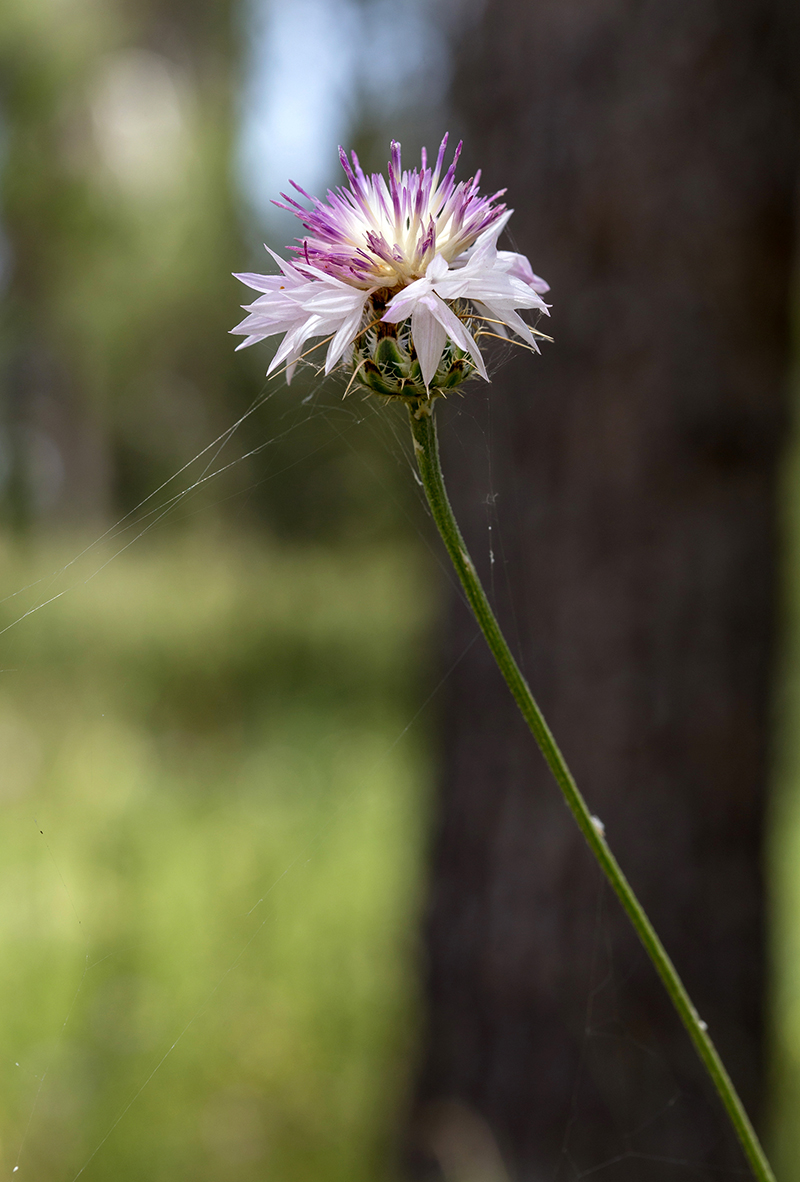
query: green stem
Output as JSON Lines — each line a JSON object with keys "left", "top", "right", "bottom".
{"left": 407, "top": 399, "right": 775, "bottom": 1182}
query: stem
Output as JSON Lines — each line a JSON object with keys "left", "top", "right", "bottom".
{"left": 407, "top": 399, "right": 775, "bottom": 1182}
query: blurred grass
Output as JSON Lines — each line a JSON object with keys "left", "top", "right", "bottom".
{"left": 0, "top": 527, "right": 433, "bottom": 1182}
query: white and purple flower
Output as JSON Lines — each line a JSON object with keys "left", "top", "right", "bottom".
{"left": 232, "top": 135, "right": 549, "bottom": 397}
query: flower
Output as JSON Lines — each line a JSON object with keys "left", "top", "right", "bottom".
{"left": 231, "top": 135, "right": 549, "bottom": 397}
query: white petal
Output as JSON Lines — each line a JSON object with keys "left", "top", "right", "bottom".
{"left": 233, "top": 333, "right": 268, "bottom": 351}
{"left": 481, "top": 303, "right": 541, "bottom": 351}
{"left": 426, "top": 295, "right": 488, "bottom": 381}
{"left": 233, "top": 247, "right": 304, "bottom": 294}
{"left": 382, "top": 275, "right": 433, "bottom": 323}
{"left": 233, "top": 252, "right": 377, "bottom": 384}
{"left": 301, "top": 286, "right": 367, "bottom": 317}
{"left": 325, "top": 305, "right": 365, "bottom": 373}
{"left": 411, "top": 299, "right": 448, "bottom": 388}
{"left": 233, "top": 303, "right": 299, "bottom": 330}
{"left": 425, "top": 253, "right": 450, "bottom": 282}
{"left": 233, "top": 272, "right": 284, "bottom": 294}
{"left": 263, "top": 245, "right": 302, "bottom": 275}
{"left": 434, "top": 261, "right": 548, "bottom": 312}
{"left": 496, "top": 250, "right": 550, "bottom": 293}
{"left": 267, "top": 315, "right": 319, "bottom": 377}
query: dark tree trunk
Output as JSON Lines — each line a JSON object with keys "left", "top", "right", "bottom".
{"left": 407, "top": 3, "right": 798, "bottom": 1180}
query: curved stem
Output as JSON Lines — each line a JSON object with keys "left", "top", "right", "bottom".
{"left": 407, "top": 399, "right": 775, "bottom": 1182}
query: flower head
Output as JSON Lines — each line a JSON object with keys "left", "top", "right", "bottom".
{"left": 232, "top": 136, "right": 549, "bottom": 397}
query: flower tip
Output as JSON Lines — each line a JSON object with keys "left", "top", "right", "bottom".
{"left": 432, "top": 133, "right": 449, "bottom": 180}
{"left": 389, "top": 139, "right": 402, "bottom": 182}
{"left": 337, "top": 145, "right": 354, "bottom": 180}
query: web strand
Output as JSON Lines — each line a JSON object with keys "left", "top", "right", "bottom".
{"left": 2, "top": 360, "right": 748, "bottom": 1182}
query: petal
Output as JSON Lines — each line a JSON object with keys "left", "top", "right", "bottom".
{"left": 480, "top": 302, "right": 541, "bottom": 351}
{"left": 496, "top": 250, "right": 550, "bottom": 293}
{"left": 382, "top": 275, "right": 433, "bottom": 323}
{"left": 301, "top": 286, "right": 367, "bottom": 317}
{"left": 264, "top": 245, "right": 303, "bottom": 277}
{"left": 233, "top": 272, "right": 284, "bottom": 294}
{"left": 231, "top": 308, "right": 301, "bottom": 336}
{"left": 410, "top": 300, "right": 448, "bottom": 388}
{"left": 426, "top": 295, "right": 488, "bottom": 381}
{"left": 233, "top": 247, "right": 304, "bottom": 293}
{"left": 232, "top": 333, "right": 268, "bottom": 351}
{"left": 325, "top": 305, "right": 364, "bottom": 373}
{"left": 434, "top": 256, "right": 548, "bottom": 312}
{"left": 267, "top": 315, "right": 319, "bottom": 376}
{"left": 425, "top": 253, "right": 449, "bottom": 282}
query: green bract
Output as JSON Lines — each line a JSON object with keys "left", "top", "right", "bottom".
{"left": 353, "top": 318, "right": 477, "bottom": 400}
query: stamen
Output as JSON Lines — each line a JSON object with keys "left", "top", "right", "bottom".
{"left": 432, "top": 133, "right": 449, "bottom": 186}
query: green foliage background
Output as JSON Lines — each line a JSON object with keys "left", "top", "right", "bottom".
{"left": 0, "top": 533, "right": 432, "bottom": 1180}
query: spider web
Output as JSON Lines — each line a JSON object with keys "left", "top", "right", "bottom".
{"left": 414, "top": 387, "right": 758, "bottom": 1182}
{"left": 0, "top": 356, "right": 471, "bottom": 1180}
{"left": 0, "top": 357, "right": 758, "bottom": 1182}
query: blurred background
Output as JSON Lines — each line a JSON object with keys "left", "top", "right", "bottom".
{"left": 0, "top": 1, "right": 798, "bottom": 1179}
